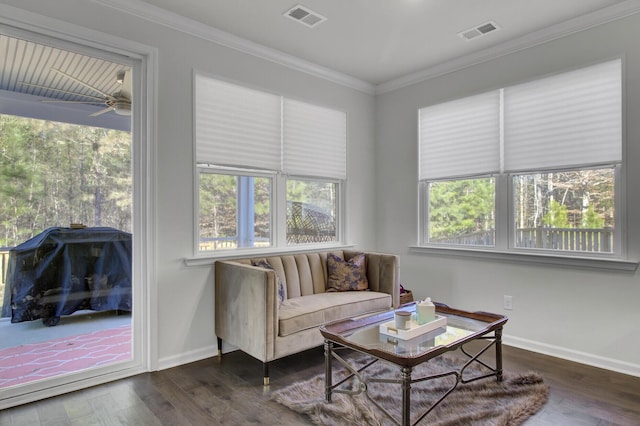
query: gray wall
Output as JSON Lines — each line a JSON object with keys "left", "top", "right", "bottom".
{"left": 376, "top": 14, "right": 640, "bottom": 374}
{"left": 0, "top": 0, "right": 376, "bottom": 368}
{"left": 2, "top": 0, "right": 639, "bottom": 376}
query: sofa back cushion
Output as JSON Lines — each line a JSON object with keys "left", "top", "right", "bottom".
{"left": 264, "top": 252, "right": 333, "bottom": 298}
{"left": 235, "top": 250, "right": 393, "bottom": 301}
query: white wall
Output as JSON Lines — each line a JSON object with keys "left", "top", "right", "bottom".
{"left": 0, "top": 0, "right": 377, "bottom": 368}
{"left": 375, "top": 14, "right": 640, "bottom": 375}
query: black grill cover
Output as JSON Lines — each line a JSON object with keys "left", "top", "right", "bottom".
{"left": 2, "top": 227, "right": 132, "bottom": 324}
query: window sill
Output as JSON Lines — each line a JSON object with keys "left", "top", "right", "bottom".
{"left": 185, "top": 243, "right": 354, "bottom": 267}
{"left": 409, "top": 245, "right": 638, "bottom": 272}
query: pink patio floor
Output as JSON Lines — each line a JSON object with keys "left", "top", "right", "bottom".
{"left": 0, "top": 324, "right": 131, "bottom": 388}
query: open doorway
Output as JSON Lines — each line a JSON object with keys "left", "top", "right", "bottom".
{"left": 0, "top": 31, "right": 135, "bottom": 391}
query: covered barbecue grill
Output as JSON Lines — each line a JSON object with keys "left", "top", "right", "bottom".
{"left": 1, "top": 227, "right": 132, "bottom": 325}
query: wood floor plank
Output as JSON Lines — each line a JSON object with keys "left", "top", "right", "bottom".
{"left": 34, "top": 397, "right": 69, "bottom": 425}
{"left": 103, "top": 382, "right": 145, "bottom": 412}
{"left": 62, "top": 397, "right": 95, "bottom": 420}
{"left": 126, "top": 375, "right": 192, "bottom": 425}
{"left": 148, "top": 372, "right": 219, "bottom": 425}
{"left": 165, "top": 359, "right": 297, "bottom": 425}
{"left": 86, "top": 393, "right": 121, "bottom": 426}
{"left": 108, "top": 403, "right": 162, "bottom": 426}
{"left": 68, "top": 413, "right": 102, "bottom": 426}
{"left": 1, "top": 344, "right": 639, "bottom": 425}
{"left": 3, "top": 406, "right": 40, "bottom": 426}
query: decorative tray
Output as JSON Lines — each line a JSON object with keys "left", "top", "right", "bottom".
{"left": 379, "top": 315, "right": 447, "bottom": 340}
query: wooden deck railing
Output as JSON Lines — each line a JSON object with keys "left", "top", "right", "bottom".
{"left": 198, "top": 232, "right": 335, "bottom": 251}
{"left": 432, "top": 227, "right": 614, "bottom": 253}
{"left": 0, "top": 249, "right": 10, "bottom": 315}
{"left": 516, "top": 227, "right": 613, "bottom": 252}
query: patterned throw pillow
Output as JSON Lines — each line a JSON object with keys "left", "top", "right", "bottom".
{"left": 251, "top": 260, "right": 286, "bottom": 304}
{"left": 326, "top": 253, "right": 369, "bottom": 292}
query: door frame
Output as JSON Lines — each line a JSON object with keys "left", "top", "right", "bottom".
{"left": 0, "top": 3, "right": 157, "bottom": 409}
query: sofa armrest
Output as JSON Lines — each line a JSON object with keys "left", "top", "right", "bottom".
{"left": 347, "top": 251, "right": 400, "bottom": 308}
{"left": 214, "top": 260, "right": 279, "bottom": 362}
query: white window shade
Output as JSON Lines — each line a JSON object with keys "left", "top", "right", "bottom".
{"left": 419, "top": 90, "right": 501, "bottom": 181}
{"left": 195, "top": 74, "right": 281, "bottom": 170}
{"left": 283, "top": 99, "right": 347, "bottom": 179}
{"left": 504, "top": 59, "right": 622, "bottom": 172}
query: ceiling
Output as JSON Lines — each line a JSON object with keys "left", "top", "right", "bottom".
{"left": 0, "top": 35, "right": 127, "bottom": 103}
{"left": 136, "top": 0, "right": 632, "bottom": 86}
{"left": 0, "top": 0, "right": 637, "bottom": 121}
{"left": 0, "top": 32, "right": 131, "bottom": 129}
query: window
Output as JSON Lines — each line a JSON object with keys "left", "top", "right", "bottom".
{"left": 419, "top": 59, "right": 622, "bottom": 256}
{"left": 194, "top": 74, "right": 345, "bottom": 253}
{"left": 427, "top": 177, "right": 495, "bottom": 246}
{"left": 513, "top": 168, "right": 616, "bottom": 252}
{"left": 287, "top": 179, "right": 337, "bottom": 245}
{"left": 198, "top": 170, "right": 272, "bottom": 250}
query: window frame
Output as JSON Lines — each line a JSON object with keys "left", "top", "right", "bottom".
{"left": 284, "top": 176, "right": 342, "bottom": 247}
{"left": 192, "top": 73, "right": 348, "bottom": 259}
{"left": 507, "top": 165, "right": 621, "bottom": 256}
{"left": 419, "top": 165, "right": 626, "bottom": 263}
{"left": 415, "top": 60, "right": 636, "bottom": 270}
{"left": 196, "top": 165, "right": 276, "bottom": 253}
{"left": 195, "top": 165, "right": 344, "bottom": 257}
{"left": 420, "top": 175, "right": 497, "bottom": 247}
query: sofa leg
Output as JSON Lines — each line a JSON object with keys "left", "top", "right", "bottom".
{"left": 217, "top": 337, "right": 222, "bottom": 358}
{"left": 263, "top": 362, "right": 270, "bottom": 386}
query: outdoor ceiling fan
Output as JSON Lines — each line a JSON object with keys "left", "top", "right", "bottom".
{"left": 20, "top": 68, "right": 132, "bottom": 117}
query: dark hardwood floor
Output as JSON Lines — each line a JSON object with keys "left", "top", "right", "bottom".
{"left": 1, "top": 344, "right": 639, "bottom": 425}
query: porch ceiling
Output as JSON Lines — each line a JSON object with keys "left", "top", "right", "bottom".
{"left": 0, "top": 32, "right": 131, "bottom": 130}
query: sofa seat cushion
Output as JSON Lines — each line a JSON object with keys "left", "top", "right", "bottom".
{"left": 278, "top": 291, "right": 391, "bottom": 337}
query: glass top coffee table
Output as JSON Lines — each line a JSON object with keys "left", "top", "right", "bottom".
{"left": 319, "top": 302, "right": 508, "bottom": 426}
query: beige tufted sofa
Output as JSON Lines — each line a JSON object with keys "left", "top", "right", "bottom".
{"left": 214, "top": 250, "right": 400, "bottom": 384}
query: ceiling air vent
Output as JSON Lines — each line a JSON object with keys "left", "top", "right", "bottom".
{"left": 284, "top": 4, "right": 327, "bottom": 28}
{"left": 458, "top": 21, "right": 500, "bottom": 41}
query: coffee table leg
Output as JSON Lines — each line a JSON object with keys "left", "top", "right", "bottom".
{"left": 324, "top": 340, "right": 333, "bottom": 402}
{"left": 401, "top": 366, "right": 412, "bottom": 426}
{"left": 496, "top": 327, "right": 503, "bottom": 382}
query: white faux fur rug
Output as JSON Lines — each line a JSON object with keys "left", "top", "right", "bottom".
{"left": 272, "top": 354, "right": 548, "bottom": 426}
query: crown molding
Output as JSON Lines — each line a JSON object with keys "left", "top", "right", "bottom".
{"left": 376, "top": 0, "right": 640, "bottom": 94}
{"left": 30, "top": 0, "right": 640, "bottom": 96}
{"left": 91, "top": 0, "right": 376, "bottom": 95}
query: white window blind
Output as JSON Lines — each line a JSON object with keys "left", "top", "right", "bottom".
{"left": 195, "top": 74, "right": 347, "bottom": 180}
{"left": 419, "top": 90, "right": 501, "bottom": 181}
{"left": 503, "top": 59, "right": 622, "bottom": 172}
{"left": 283, "top": 99, "right": 347, "bottom": 180}
{"left": 195, "top": 74, "right": 281, "bottom": 170}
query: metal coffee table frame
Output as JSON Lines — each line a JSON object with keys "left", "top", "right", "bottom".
{"left": 320, "top": 302, "right": 508, "bottom": 426}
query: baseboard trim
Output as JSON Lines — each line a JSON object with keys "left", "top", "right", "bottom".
{"left": 503, "top": 335, "right": 640, "bottom": 378}
{"left": 157, "top": 345, "right": 218, "bottom": 370}
{"left": 157, "top": 337, "right": 640, "bottom": 379}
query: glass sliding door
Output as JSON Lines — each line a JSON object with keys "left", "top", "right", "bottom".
{"left": 0, "top": 28, "right": 138, "bottom": 400}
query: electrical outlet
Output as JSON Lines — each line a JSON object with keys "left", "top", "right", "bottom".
{"left": 503, "top": 295, "right": 513, "bottom": 310}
